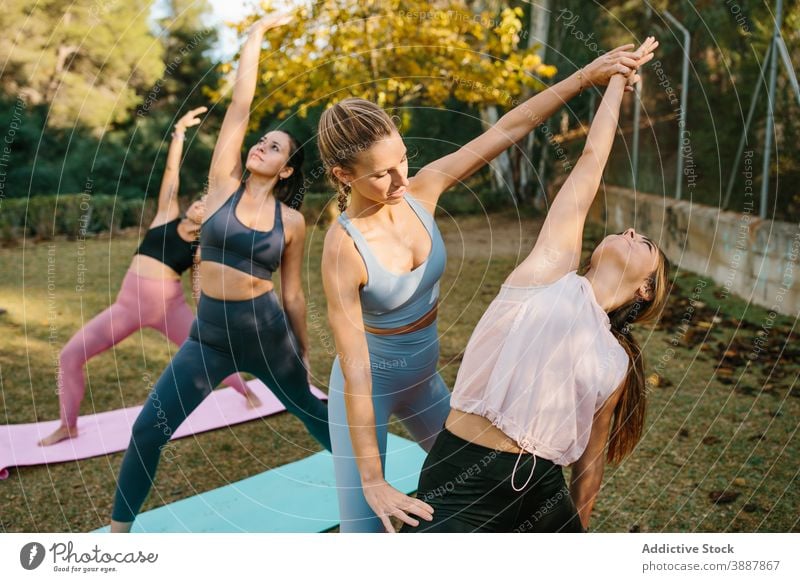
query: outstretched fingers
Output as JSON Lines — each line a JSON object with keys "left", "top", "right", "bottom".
{"left": 607, "top": 43, "right": 636, "bottom": 55}
{"left": 610, "top": 37, "right": 658, "bottom": 64}
{"left": 635, "top": 37, "right": 659, "bottom": 60}
{"left": 611, "top": 51, "right": 655, "bottom": 66}
{"left": 636, "top": 51, "right": 656, "bottom": 67}
{"left": 179, "top": 106, "right": 208, "bottom": 128}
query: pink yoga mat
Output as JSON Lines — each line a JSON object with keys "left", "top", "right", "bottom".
{"left": 0, "top": 380, "right": 327, "bottom": 480}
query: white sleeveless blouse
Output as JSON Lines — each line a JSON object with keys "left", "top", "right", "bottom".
{"left": 451, "top": 270, "right": 630, "bottom": 466}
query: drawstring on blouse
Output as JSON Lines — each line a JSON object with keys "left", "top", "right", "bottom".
{"left": 510, "top": 448, "right": 537, "bottom": 492}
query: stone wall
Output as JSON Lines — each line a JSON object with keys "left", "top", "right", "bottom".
{"left": 584, "top": 185, "right": 800, "bottom": 316}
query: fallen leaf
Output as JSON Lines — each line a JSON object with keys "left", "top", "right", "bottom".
{"left": 709, "top": 490, "right": 740, "bottom": 504}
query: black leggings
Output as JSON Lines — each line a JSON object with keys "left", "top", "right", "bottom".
{"left": 400, "top": 428, "right": 585, "bottom": 533}
{"left": 111, "top": 291, "right": 331, "bottom": 522}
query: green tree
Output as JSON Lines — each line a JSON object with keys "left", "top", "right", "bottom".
{"left": 0, "top": 0, "right": 164, "bottom": 132}
{"left": 131, "top": 0, "right": 225, "bottom": 201}
{"left": 602, "top": 0, "right": 800, "bottom": 220}
{"left": 221, "top": 0, "right": 554, "bottom": 117}
{"left": 216, "top": 0, "right": 556, "bottom": 201}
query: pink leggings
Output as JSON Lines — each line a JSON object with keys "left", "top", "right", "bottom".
{"left": 57, "top": 271, "right": 250, "bottom": 428}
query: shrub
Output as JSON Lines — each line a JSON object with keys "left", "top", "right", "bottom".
{"left": 0, "top": 194, "right": 156, "bottom": 246}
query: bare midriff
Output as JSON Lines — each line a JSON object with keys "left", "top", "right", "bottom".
{"left": 129, "top": 255, "right": 181, "bottom": 281}
{"left": 199, "top": 262, "right": 274, "bottom": 300}
{"left": 445, "top": 409, "right": 528, "bottom": 454}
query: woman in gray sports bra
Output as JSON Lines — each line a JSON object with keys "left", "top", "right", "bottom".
{"left": 109, "top": 13, "right": 330, "bottom": 532}
{"left": 319, "top": 43, "right": 653, "bottom": 532}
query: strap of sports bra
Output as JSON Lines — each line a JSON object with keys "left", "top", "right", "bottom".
{"left": 229, "top": 181, "right": 247, "bottom": 204}
{"left": 510, "top": 449, "right": 537, "bottom": 492}
{"left": 273, "top": 193, "right": 283, "bottom": 230}
{"left": 337, "top": 212, "right": 381, "bottom": 273}
{"left": 403, "top": 192, "right": 435, "bottom": 236}
{"left": 234, "top": 181, "right": 282, "bottom": 231}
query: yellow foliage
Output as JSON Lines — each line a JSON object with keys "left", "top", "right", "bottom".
{"left": 522, "top": 54, "right": 541, "bottom": 71}
{"left": 224, "top": 0, "right": 555, "bottom": 119}
{"left": 537, "top": 64, "right": 558, "bottom": 78}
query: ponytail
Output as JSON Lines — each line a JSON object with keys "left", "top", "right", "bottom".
{"left": 580, "top": 247, "right": 671, "bottom": 464}
{"left": 606, "top": 302, "right": 647, "bottom": 464}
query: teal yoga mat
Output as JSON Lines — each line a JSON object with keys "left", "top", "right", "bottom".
{"left": 94, "top": 434, "right": 426, "bottom": 533}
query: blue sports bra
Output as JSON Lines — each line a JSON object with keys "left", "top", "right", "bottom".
{"left": 337, "top": 192, "right": 446, "bottom": 329}
{"left": 200, "top": 182, "right": 284, "bottom": 280}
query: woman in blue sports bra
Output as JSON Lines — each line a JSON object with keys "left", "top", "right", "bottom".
{"left": 318, "top": 44, "right": 654, "bottom": 532}
{"left": 109, "top": 13, "right": 330, "bottom": 532}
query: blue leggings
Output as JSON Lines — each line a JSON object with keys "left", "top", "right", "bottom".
{"left": 329, "top": 322, "right": 451, "bottom": 532}
{"left": 112, "top": 291, "right": 331, "bottom": 523}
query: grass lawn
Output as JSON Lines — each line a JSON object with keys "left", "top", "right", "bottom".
{"left": 0, "top": 210, "right": 797, "bottom": 532}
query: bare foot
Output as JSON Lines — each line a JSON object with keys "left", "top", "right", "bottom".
{"left": 244, "top": 388, "right": 262, "bottom": 409}
{"left": 38, "top": 425, "right": 78, "bottom": 446}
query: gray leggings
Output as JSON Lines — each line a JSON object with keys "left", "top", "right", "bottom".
{"left": 111, "top": 291, "right": 331, "bottom": 523}
{"left": 329, "top": 322, "right": 451, "bottom": 532}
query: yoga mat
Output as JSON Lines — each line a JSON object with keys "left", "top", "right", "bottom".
{"left": 0, "top": 380, "right": 327, "bottom": 480}
{"left": 93, "top": 433, "right": 425, "bottom": 533}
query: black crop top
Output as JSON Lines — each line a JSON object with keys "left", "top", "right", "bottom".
{"left": 200, "top": 183, "right": 284, "bottom": 280}
{"left": 134, "top": 218, "right": 197, "bottom": 275}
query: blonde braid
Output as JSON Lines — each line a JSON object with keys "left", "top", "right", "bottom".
{"left": 337, "top": 183, "right": 351, "bottom": 213}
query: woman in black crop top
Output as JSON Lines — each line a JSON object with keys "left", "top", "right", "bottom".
{"left": 38, "top": 108, "right": 257, "bottom": 447}
{"left": 110, "top": 12, "right": 331, "bottom": 532}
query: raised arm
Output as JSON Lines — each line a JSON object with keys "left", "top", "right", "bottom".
{"left": 322, "top": 228, "right": 434, "bottom": 532}
{"left": 151, "top": 106, "right": 207, "bottom": 227}
{"left": 409, "top": 39, "right": 657, "bottom": 205}
{"left": 507, "top": 39, "right": 655, "bottom": 287}
{"left": 279, "top": 208, "right": 311, "bottom": 376}
{"left": 207, "top": 13, "right": 292, "bottom": 203}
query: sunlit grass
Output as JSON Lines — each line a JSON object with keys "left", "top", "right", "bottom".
{"left": 1, "top": 215, "right": 797, "bottom": 532}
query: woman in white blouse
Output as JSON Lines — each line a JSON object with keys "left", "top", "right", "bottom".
{"left": 402, "top": 37, "right": 671, "bottom": 533}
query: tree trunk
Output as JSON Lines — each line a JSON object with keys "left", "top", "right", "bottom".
{"left": 519, "top": 0, "right": 551, "bottom": 202}
{"left": 479, "top": 105, "right": 516, "bottom": 198}
{"left": 45, "top": 11, "right": 78, "bottom": 103}
{"left": 467, "top": 0, "right": 517, "bottom": 201}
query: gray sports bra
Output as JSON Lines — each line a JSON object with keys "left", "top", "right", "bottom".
{"left": 337, "top": 192, "right": 446, "bottom": 330}
{"left": 200, "top": 182, "right": 284, "bottom": 280}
